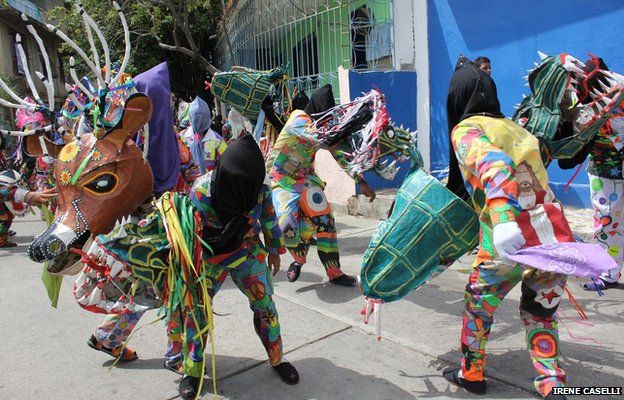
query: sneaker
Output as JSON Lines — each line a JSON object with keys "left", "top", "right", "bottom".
{"left": 287, "top": 262, "right": 302, "bottom": 282}
{"left": 163, "top": 359, "right": 183, "bottom": 375}
{"left": 272, "top": 360, "right": 299, "bottom": 384}
{"left": 443, "top": 366, "right": 486, "bottom": 395}
{"left": 330, "top": 274, "right": 357, "bottom": 287}
{"left": 178, "top": 375, "right": 200, "bottom": 399}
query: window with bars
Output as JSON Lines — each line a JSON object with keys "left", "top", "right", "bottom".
{"left": 217, "top": 0, "right": 394, "bottom": 97}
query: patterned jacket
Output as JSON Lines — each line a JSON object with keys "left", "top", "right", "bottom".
{"left": 588, "top": 99, "right": 624, "bottom": 179}
{"left": 268, "top": 110, "right": 363, "bottom": 191}
{"left": 190, "top": 173, "right": 285, "bottom": 269}
{"left": 451, "top": 116, "right": 557, "bottom": 263}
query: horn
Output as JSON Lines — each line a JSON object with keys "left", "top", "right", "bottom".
{"left": 34, "top": 71, "right": 55, "bottom": 109}
{"left": 0, "top": 125, "right": 53, "bottom": 137}
{"left": 74, "top": 2, "right": 111, "bottom": 84}
{"left": 46, "top": 23, "right": 105, "bottom": 87}
{"left": 22, "top": 14, "right": 55, "bottom": 109}
{"left": 0, "top": 97, "right": 35, "bottom": 111}
{"left": 69, "top": 57, "right": 95, "bottom": 101}
{"left": 111, "top": 2, "right": 131, "bottom": 86}
{"left": 14, "top": 34, "right": 42, "bottom": 104}
{"left": 0, "top": 76, "right": 33, "bottom": 107}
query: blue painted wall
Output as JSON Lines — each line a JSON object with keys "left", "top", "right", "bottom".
{"left": 428, "top": 0, "right": 624, "bottom": 208}
{"left": 348, "top": 70, "right": 417, "bottom": 190}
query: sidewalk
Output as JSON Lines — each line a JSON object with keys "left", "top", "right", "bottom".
{"left": 0, "top": 212, "right": 622, "bottom": 400}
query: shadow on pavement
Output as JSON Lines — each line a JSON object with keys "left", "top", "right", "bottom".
{"left": 215, "top": 356, "right": 417, "bottom": 400}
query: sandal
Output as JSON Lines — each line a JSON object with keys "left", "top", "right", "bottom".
{"left": 442, "top": 366, "right": 486, "bottom": 395}
{"left": 272, "top": 361, "right": 299, "bottom": 385}
{"left": 178, "top": 375, "right": 200, "bottom": 399}
{"left": 163, "top": 359, "right": 184, "bottom": 375}
{"left": 87, "top": 334, "right": 138, "bottom": 361}
{"left": 330, "top": 274, "right": 356, "bottom": 287}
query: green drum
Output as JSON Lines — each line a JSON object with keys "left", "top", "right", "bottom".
{"left": 360, "top": 168, "right": 479, "bottom": 303}
{"left": 211, "top": 66, "right": 287, "bottom": 123}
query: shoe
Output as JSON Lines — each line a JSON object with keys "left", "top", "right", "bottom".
{"left": 0, "top": 241, "right": 17, "bottom": 248}
{"left": 87, "top": 334, "right": 138, "bottom": 361}
{"left": 178, "top": 375, "right": 200, "bottom": 399}
{"left": 8, "top": 230, "right": 16, "bottom": 236}
{"left": 582, "top": 278, "right": 618, "bottom": 291}
{"left": 330, "top": 274, "right": 357, "bottom": 287}
{"left": 287, "top": 262, "right": 302, "bottom": 282}
{"left": 163, "top": 359, "right": 183, "bottom": 375}
{"left": 443, "top": 366, "right": 486, "bottom": 395}
{"left": 272, "top": 361, "right": 299, "bottom": 384}
{"left": 545, "top": 392, "right": 567, "bottom": 399}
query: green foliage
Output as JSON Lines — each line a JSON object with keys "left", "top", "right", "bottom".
{"left": 0, "top": 73, "right": 22, "bottom": 103}
{"left": 49, "top": 0, "right": 222, "bottom": 99}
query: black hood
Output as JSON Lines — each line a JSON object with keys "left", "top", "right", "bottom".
{"left": 206, "top": 135, "right": 266, "bottom": 254}
{"left": 446, "top": 56, "right": 504, "bottom": 201}
{"left": 305, "top": 84, "right": 336, "bottom": 119}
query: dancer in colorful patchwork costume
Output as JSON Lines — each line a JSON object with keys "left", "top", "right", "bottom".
{"left": 180, "top": 135, "right": 298, "bottom": 397}
{"left": 443, "top": 57, "right": 569, "bottom": 400}
{"left": 268, "top": 84, "right": 376, "bottom": 285}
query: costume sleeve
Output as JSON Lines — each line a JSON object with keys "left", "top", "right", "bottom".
{"left": 259, "top": 185, "right": 286, "bottom": 255}
{"left": 327, "top": 140, "right": 365, "bottom": 184}
{"left": 451, "top": 125, "right": 520, "bottom": 226}
{"left": 0, "top": 180, "right": 24, "bottom": 203}
{"left": 183, "top": 160, "right": 202, "bottom": 185}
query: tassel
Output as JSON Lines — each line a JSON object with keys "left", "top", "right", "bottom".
{"left": 563, "top": 284, "right": 588, "bottom": 320}
{"left": 564, "top": 162, "right": 584, "bottom": 192}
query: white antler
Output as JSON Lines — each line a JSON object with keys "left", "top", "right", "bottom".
{"left": 47, "top": 23, "right": 105, "bottom": 87}
{"left": 0, "top": 75, "right": 34, "bottom": 108}
{"left": 74, "top": 2, "right": 111, "bottom": 84}
{"left": 22, "top": 14, "right": 55, "bottom": 109}
{"left": 0, "top": 97, "right": 36, "bottom": 111}
{"left": 0, "top": 124, "right": 53, "bottom": 137}
{"left": 14, "top": 34, "right": 42, "bottom": 104}
{"left": 69, "top": 57, "right": 96, "bottom": 101}
{"left": 111, "top": 1, "right": 131, "bottom": 86}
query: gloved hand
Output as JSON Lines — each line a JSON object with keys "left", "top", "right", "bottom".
{"left": 492, "top": 221, "right": 526, "bottom": 258}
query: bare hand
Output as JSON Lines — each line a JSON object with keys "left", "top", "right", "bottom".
{"left": 359, "top": 182, "right": 376, "bottom": 202}
{"left": 26, "top": 188, "right": 57, "bottom": 206}
{"left": 268, "top": 253, "right": 281, "bottom": 276}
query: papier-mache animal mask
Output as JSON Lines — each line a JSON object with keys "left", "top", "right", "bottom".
{"left": 28, "top": 93, "right": 154, "bottom": 272}
{"left": 513, "top": 52, "right": 624, "bottom": 161}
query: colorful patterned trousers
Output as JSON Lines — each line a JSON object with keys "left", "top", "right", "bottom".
{"left": 589, "top": 173, "right": 624, "bottom": 283}
{"left": 0, "top": 202, "right": 14, "bottom": 245}
{"left": 460, "top": 259, "right": 567, "bottom": 397}
{"left": 94, "top": 257, "right": 282, "bottom": 378}
{"left": 272, "top": 183, "right": 343, "bottom": 279}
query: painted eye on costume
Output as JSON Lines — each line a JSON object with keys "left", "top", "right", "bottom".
{"left": 84, "top": 173, "right": 118, "bottom": 194}
{"left": 385, "top": 129, "right": 395, "bottom": 139}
